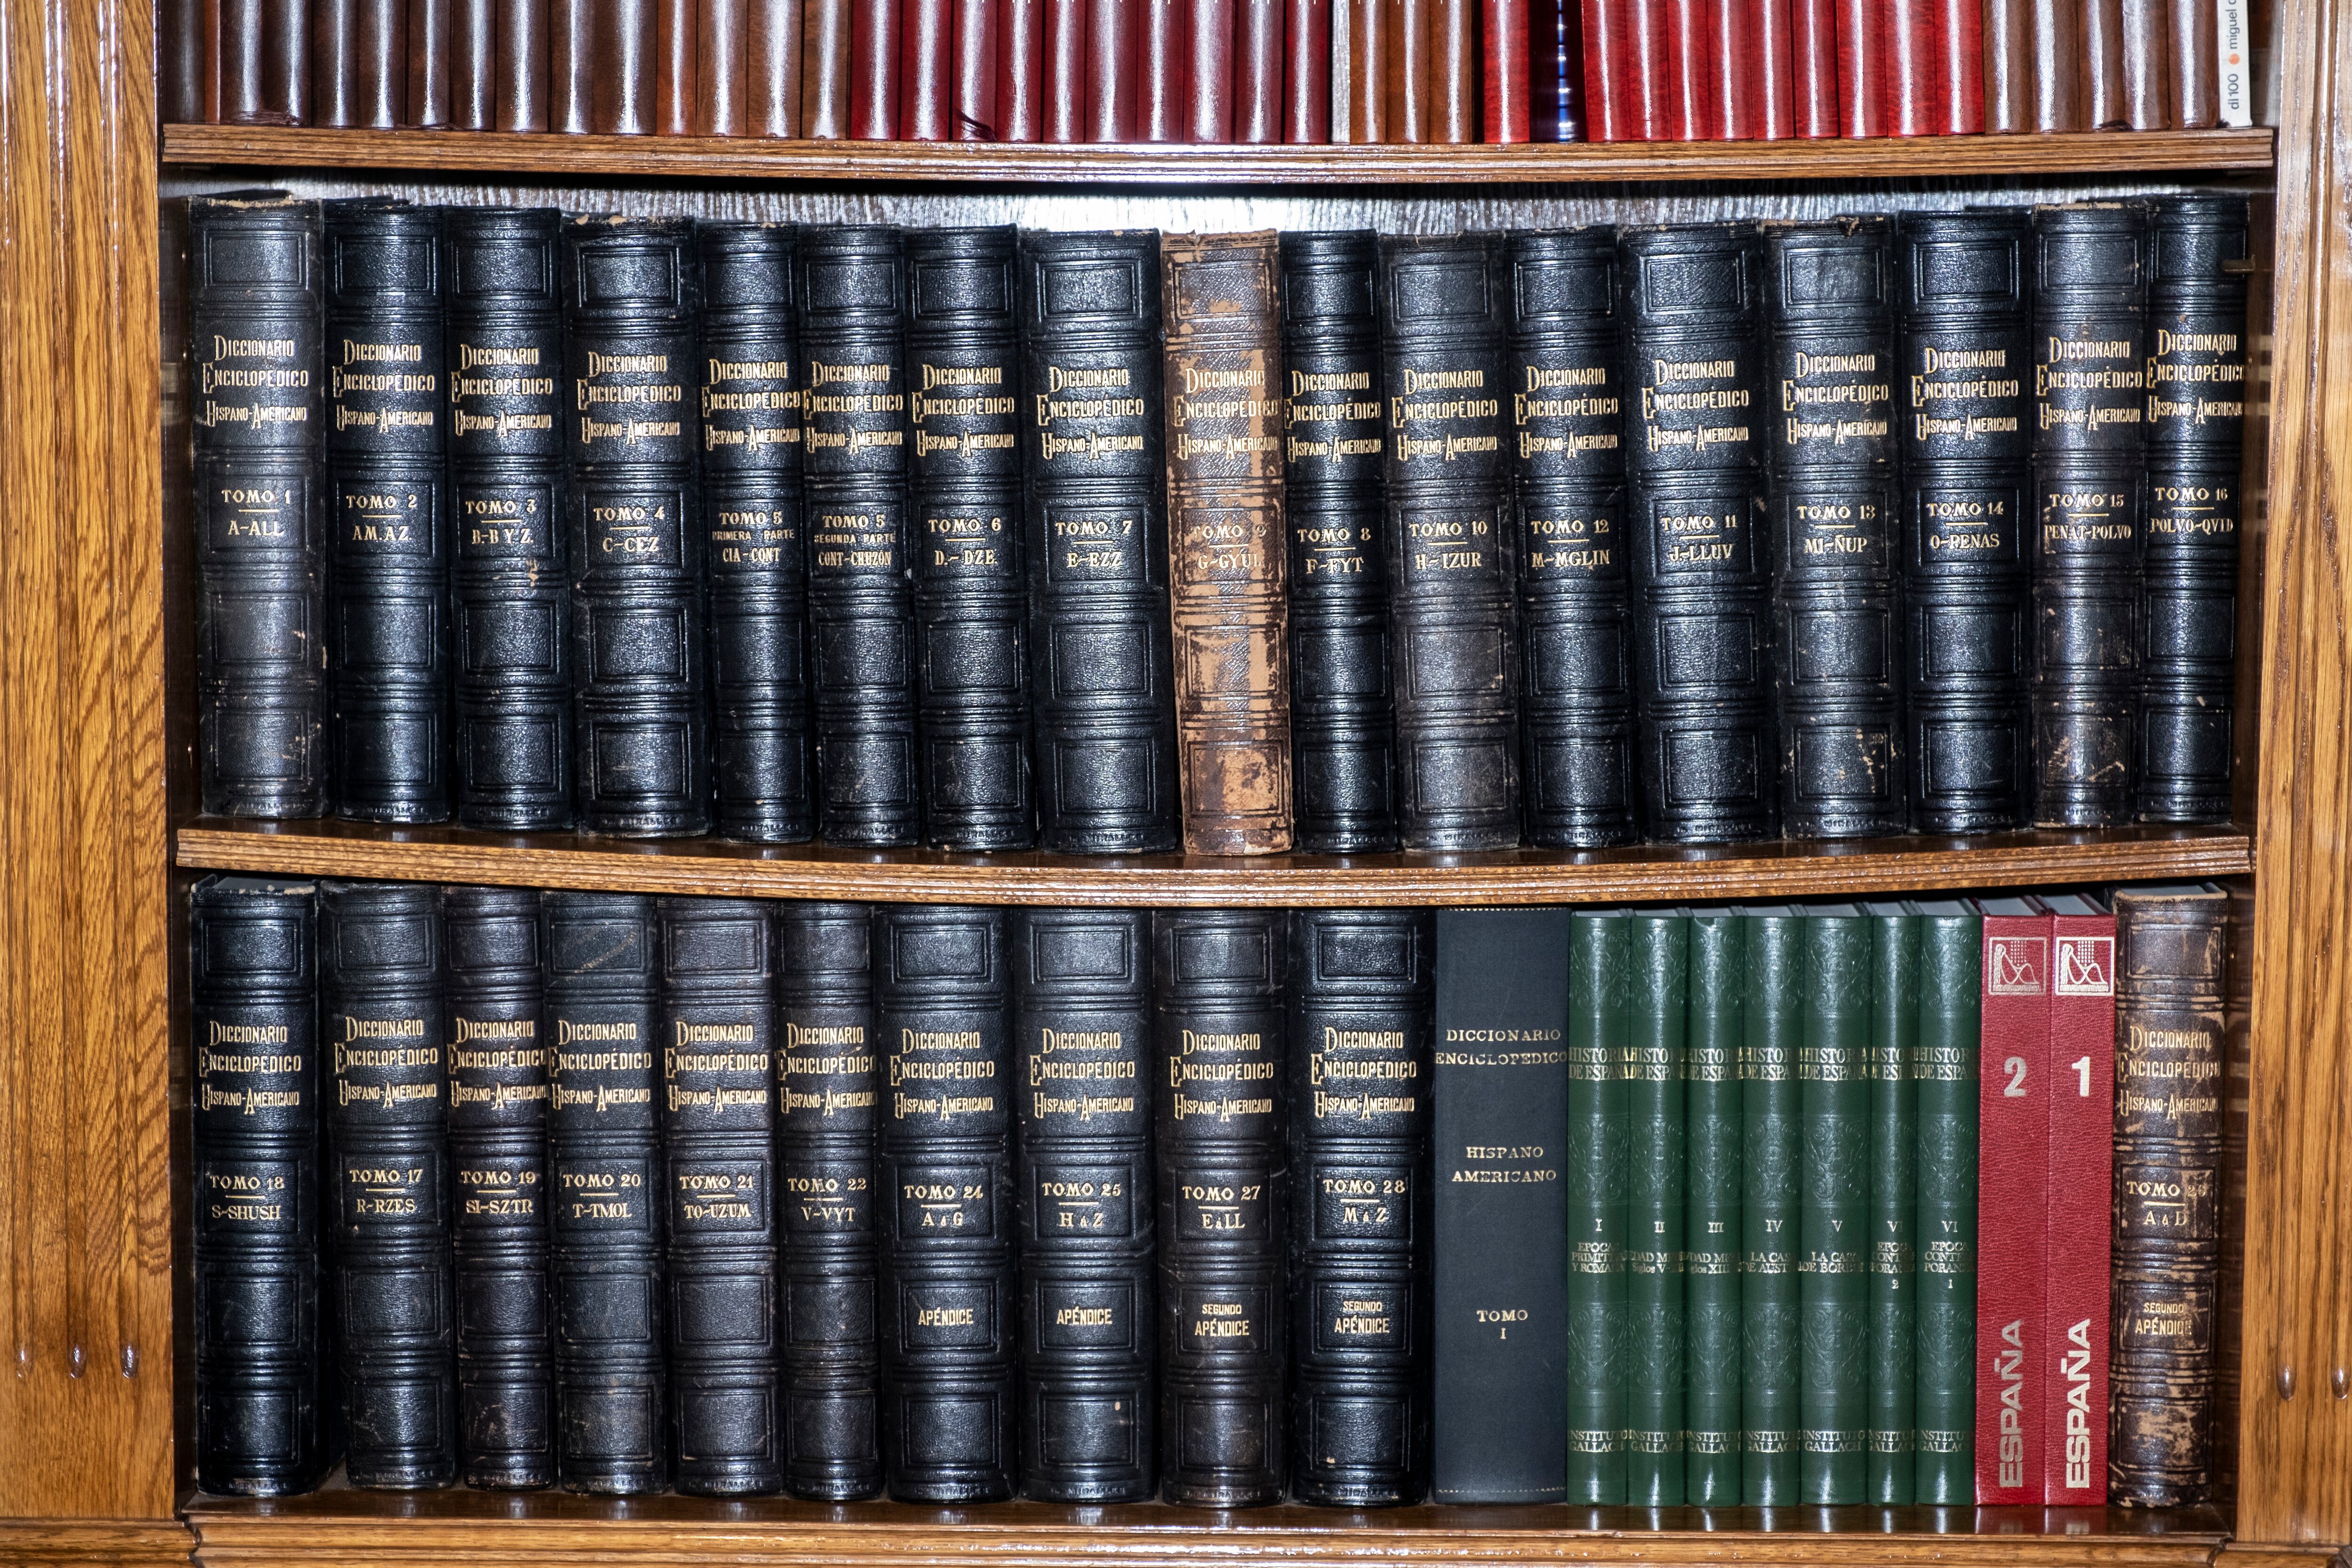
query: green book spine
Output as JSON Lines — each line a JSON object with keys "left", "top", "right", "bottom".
{"left": 1740, "top": 910, "right": 1802, "bottom": 1505}
{"left": 1867, "top": 908, "right": 1920, "bottom": 1503}
{"left": 1625, "top": 913, "right": 1688, "bottom": 1505}
{"left": 1683, "top": 914, "right": 1744, "bottom": 1505}
{"left": 1912, "top": 906, "right": 1981, "bottom": 1504}
{"left": 1800, "top": 910, "right": 1872, "bottom": 1504}
{"left": 1566, "top": 911, "right": 1630, "bottom": 1504}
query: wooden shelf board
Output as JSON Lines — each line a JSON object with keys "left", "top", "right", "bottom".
{"left": 182, "top": 1491, "right": 2232, "bottom": 1568}
{"left": 158, "top": 124, "right": 2276, "bottom": 185}
{"left": 173, "top": 819, "right": 2254, "bottom": 907}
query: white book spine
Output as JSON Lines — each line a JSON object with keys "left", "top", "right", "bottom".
{"left": 2216, "top": 0, "right": 2253, "bottom": 127}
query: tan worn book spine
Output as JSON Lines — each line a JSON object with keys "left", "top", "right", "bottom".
{"left": 1162, "top": 231, "right": 1294, "bottom": 855}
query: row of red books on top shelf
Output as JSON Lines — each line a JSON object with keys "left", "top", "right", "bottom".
{"left": 176, "top": 0, "right": 2254, "bottom": 144}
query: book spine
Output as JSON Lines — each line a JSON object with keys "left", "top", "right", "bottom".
{"left": 1912, "top": 906, "right": 1980, "bottom": 1503}
{"left": 906, "top": 226, "right": 1033, "bottom": 849}
{"left": 443, "top": 883, "right": 556, "bottom": 1491}
{"left": 874, "top": 904, "right": 1019, "bottom": 1501}
{"left": 320, "top": 880, "right": 456, "bottom": 1489}
{"left": 1740, "top": 909, "right": 1802, "bottom": 1503}
{"left": 2027, "top": 0, "right": 2083, "bottom": 128}
{"left": 561, "top": 216, "right": 709, "bottom": 837}
{"left": 1710, "top": 0, "right": 1757, "bottom": 137}
{"left": 1833, "top": 0, "right": 1886, "bottom": 133}
{"left": 273, "top": 0, "right": 315, "bottom": 123}
{"left": 1235, "top": 0, "right": 1280, "bottom": 141}
{"left": 1278, "top": 230, "right": 1396, "bottom": 853}
{"left": 697, "top": 0, "right": 749, "bottom": 133}
{"left": 950, "top": 0, "right": 996, "bottom": 135}
{"left": 1286, "top": 0, "right": 1330, "bottom": 139}
{"left": 805, "top": 0, "right": 854, "bottom": 134}
{"left": 1625, "top": 0, "right": 1667, "bottom": 136}
{"left": 1346, "top": 0, "right": 1384, "bottom": 138}
{"left": 1386, "top": 0, "right": 1433, "bottom": 140}
{"left": 899, "top": 0, "right": 953, "bottom": 135}
{"left": 1192, "top": 0, "right": 1238, "bottom": 140}
{"left": 2108, "top": 886, "right": 2228, "bottom": 1505}
{"left": 445, "top": 206, "right": 573, "bottom": 832}
{"left": 1484, "top": 0, "right": 1529, "bottom": 139}
{"left": 999, "top": 0, "right": 1045, "bottom": 138}
{"left": 1379, "top": 235, "right": 1518, "bottom": 850}
{"left": 410, "top": 0, "right": 454, "bottom": 124}
{"left": 452, "top": 0, "right": 495, "bottom": 127}
{"left": 1506, "top": 226, "right": 1636, "bottom": 849}
{"left": 1885, "top": 0, "right": 1931, "bottom": 133}
{"left": 1430, "top": 907, "right": 1571, "bottom": 1503}
{"left": 1140, "top": 0, "right": 1185, "bottom": 140}
{"left": 1798, "top": 911, "right": 1869, "bottom": 1503}
{"left": 312, "top": 0, "right": 408, "bottom": 128}
{"left": 2141, "top": 196, "right": 2250, "bottom": 824}
{"left": 1764, "top": 218, "right": 1903, "bottom": 840}
{"left": 801, "top": 225, "right": 921, "bottom": 846}
{"left": 1934, "top": 0, "right": 1983, "bottom": 130}
{"left": 1756, "top": 0, "right": 1796, "bottom": 137}
{"left": 2083, "top": 0, "right": 2127, "bottom": 126}
{"left": 1683, "top": 914, "right": 1743, "bottom": 1505}
{"left": 1011, "top": 908, "right": 1157, "bottom": 1501}
{"left": 1625, "top": 912, "right": 1689, "bottom": 1504}
{"left": 1891, "top": 210, "right": 2034, "bottom": 833}
{"left": 164, "top": 0, "right": 205, "bottom": 121}
{"left": 1153, "top": 909, "right": 1287, "bottom": 1506}
{"left": 1042, "top": 0, "right": 1084, "bottom": 138}
{"left": 552, "top": 0, "right": 589, "bottom": 130}
{"left": 2214, "top": 0, "right": 2249, "bottom": 126}
{"left": 1164, "top": 231, "right": 1294, "bottom": 854}
{"left": 189, "top": 194, "right": 329, "bottom": 818}
{"left": 2043, "top": 902, "right": 2116, "bottom": 1505}
{"left": 589, "top": 0, "right": 659, "bottom": 131}
{"left": 2030, "top": 202, "right": 2151, "bottom": 829}
{"left": 1788, "top": 0, "right": 1836, "bottom": 135}
{"left": 1974, "top": 906, "right": 2050, "bottom": 1504}
{"left": 2216, "top": 882, "right": 2250, "bottom": 1497}
{"left": 754, "top": 0, "right": 809, "bottom": 135}
{"left": 1866, "top": 911, "right": 1919, "bottom": 1502}
{"left": 1580, "top": 0, "right": 1623, "bottom": 140}
{"left": 1286, "top": 907, "right": 1434, "bottom": 1505}
{"left": 1018, "top": 230, "right": 1181, "bottom": 854}
{"left": 852, "top": 0, "right": 903, "bottom": 133}
{"left": 1565, "top": 910, "right": 1629, "bottom": 1503}
{"left": 1663, "top": 0, "right": 1710, "bottom": 137}
{"left": 494, "top": 0, "right": 549, "bottom": 129}
{"left": 544, "top": 890, "right": 667, "bottom": 1494}
{"left": 657, "top": 0, "right": 696, "bottom": 131}
{"left": 775, "top": 901, "right": 884, "bottom": 1499}
{"left": 1619, "top": 222, "right": 1772, "bottom": 844}
{"left": 190, "top": 877, "right": 329, "bottom": 1496}
{"left": 1434, "top": 0, "right": 1476, "bottom": 140}
{"left": 2121, "top": 0, "right": 2172, "bottom": 125}
{"left": 1984, "top": 0, "right": 2029, "bottom": 129}
{"left": 658, "top": 897, "right": 782, "bottom": 1495}
{"left": 323, "top": 199, "right": 453, "bottom": 825}
{"left": 1087, "top": 0, "right": 1138, "bottom": 136}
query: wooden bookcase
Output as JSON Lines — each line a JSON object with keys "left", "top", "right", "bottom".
{"left": 5, "top": 3, "right": 2351, "bottom": 1564}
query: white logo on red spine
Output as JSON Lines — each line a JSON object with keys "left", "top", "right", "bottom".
{"left": 2054, "top": 936, "right": 2114, "bottom": 997}
{"left": 1987, "top": 936, "right": 2047, "bottom": 996}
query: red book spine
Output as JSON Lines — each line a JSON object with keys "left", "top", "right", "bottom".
{"left": 954, "top": 0, "right": 1001, "bottom": 135}
{"left": 1624, "top": 0, "right": 1667, "bottom": 138}
{"left": 657, "top": 0, "right": 695, "bottom": 133}
{"left": 1001, "top": 0, "right": 1046, "bottom": 136}
{"left": 852, "top": 0, "right": 902, "bottom": 135}
{"left": 1044, "top": 0, "right": 1084, "bottom": 137}
{"left": 2042, "top": 905, "right": 2116, "bottom": 1507}
{"left": 1886, "top": 0, "right": 1931, "bottom": 133}
{"left": 1143, "top": 0, "right": 1189, "bottom": 139}
{"left": 1236, "top": 0, "right": 1282, "bottom": 140}
{"left": 1976, "top": 909, "right": 2052, "bottom": 1507}
{"left": 1933, "top": 0, "right": 1983, "bottom": 130}
{"left": 902, "top": 0, "right": 952, "bottom": 136}
{"left": 1480, "top": 0, "right": 1527, "bottom": 138}
{"left": 1787, "top": 0, "right": 1835, "bottom": 134}
{"left": 1284, "top": 0, "right": 1329, "bottom": 138}
{"left": 1087, "top": 0, "right": 1136, "bottom": 136}
{"left": 1579, "top": 0, "right": 1624, "bottom": 140}
{"left": 1831, "top": 0, "right": 1883, "bottom": 134}
{"left": 1661, "top": 0, "right": 1707, "bottom": 137}
{"left": 1708, "top": 0, "right": 1754, "bottom": 135}
{"left": 1752, "top": 0, "right": 1793, "bottom": 135}
{"left": 1190, "top": 0, "right": 1234, "bottom": 140}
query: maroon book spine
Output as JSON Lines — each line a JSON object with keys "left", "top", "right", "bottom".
{"left": 804, "top": 0, "right": 853, "bottom": 133}
{"left": 1481, "top": 0, "right": 1527, "bottom": 138}
{"left": 1284, "top": 0, "right": 1329, "bottom": 138}
{"left": 1580, "top": 0, "right": 1624, "bottom": 138}
{"left": 1235, "top": 0, "right": 1282, "bottom": 139}
{"left": 409, "top": 0, "right": 452, "bottom": 123}
{"left": 953, "top": 0, "right": 1001, "bottom": 134}
{"left": 205, "top": 0, "right": 230, "bottom": 120}
{"left": 750, "top": 0, "right": 802, "bottom": 133}
{"left": 1044, "top": 0, "right": 1085, "bottom": 137}
{"left": 1787, "top": 0, "right": 1835, "bottom": 134}
{"left": 1000, "top": 0, "right": 1045, "bottom": 136}
{"left": 1143, "top": 0, "right": 1189, "bottom": 139}
{"left": 594, "top": 0, "right": 659, "bottom": 131}
{"left": 452, "top": 0, "right": 495, "bottom": 126}
{"left": 658, "top": 0, "right": 695, "bottom": 132}
{"left": 1191, "top": 0, "right": 1235, "bottom": 139}
{"left": 900, "top": 0, "right": 951, "bottom": 135}
{"left": 494, "top": 0, "right": 548, "bottom": 128}
{"left": 852, "top": 0, "right": 902, "bottom": 135}
{"left": 1624, "top": 0, "right": 1668, "bottom": 138}
{"left": 1934, "top": 0, "right": 1982, "bottom": 130}
{"left": 1661, "top": 0, "right": 1707, "bottom": 137}
{"left": 165, "top": 0, "right": 206, "bottom": 121}
{"left": 1087, "top": 0, "right": 1137, "bottom": 136}
{"left": 552, "top": 0, "right": 590, "bottom": 131}
{"left": 699, "top": 0, "right": 747, "bottom": 131}
{"left": 1753, "top": 0, "right": 1794, "bottom": 134}
{"left": 274, "top": 0, "right": 314, "bottom": 122}
{"left": 1886, "top": 0, "right": 1931, "bottom": 132}
{"left": 314, "top": 0, "right": 408, "bottom": 127}
{"left": 1709, "top": 0, "right": 1754, "bottom": 134}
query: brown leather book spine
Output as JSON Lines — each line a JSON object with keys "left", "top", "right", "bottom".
{"left": 218, "top": 0, "right": 264, "bottom": 120}
{"left": 595, "top": 0, "right": 660, "bottom": 131}
{"left": 851, "top": 0, "right": 902, "bottom": 135}
{"left": 2165, "top": 0, "right": 2212, "bottom": 125}
{"left": 2108, "top": 885, "right": 2229, "bottom": 1506}
{"left": 1143, "top": 0, "right": 1189, "bottom": 140}
{"left": 1190, "top": 0, "right": 1236, "bottom": 140}
{"left": 1286, "top": 0, "right": 1328, "bottom": 139}
{"left": 804, "top": 0, "right": 853, "bottom": 133}
{"left": 2119, "top": 0, "right": 2169, "bottom": 127}
{"left": 1088, "top": 0, "right": 1138, "bottom": 137}
{"left": 1983, "top": 0, "right": 2028, "bottom": 127}
{"left": 954, "top": 0, "right": 1001, "bottom": 135}
{"left": 1161, "top": 231, "right": 1294, "bottom": 856}
{"left": 2080, "top": 0, "right": 2125, "bottom": 127}
{"left": 901, "top": 0, "right": 953, "bottom": 136}
{"left": 314, "top": 0, "right": 408, "bottom": 127}
{"left": 267, "top": 0, "right": 314, "bottom": 121}
{"left": 1236, "top": 0, "right": 1282, "bottom": 140}
{"left": 699, "top": 0, "right": 749, "bottom": 130}
{"left": 1347, "top": 0, "right": 1384, "bottom": 137}
{"left": 1385, "top": 0, "right": 1430, "bottom": 141}
{"left": 1433, "top": 0, "right": 1474, "bottom": 140}
{"left": 1788, "top": 0, "right": 1836, "bottom": 135}
{"left": 1042, "top": 0, "right": 1084, "bottom": 137}
{"left": 2026, "top": 0, "right": 2082, "bottom": 129}
{"left": 552, "top": 0, "right": 591, "bottom": 130}
{"left": 310, "top": 0, "right": 353, "bottom": 123}
{"left": 657, "top": 0, "right": 696, "bottom": 131}
{"left": 409, "top": 0, "right": 453, "bottom": 121}
{"left": 452, "top": 0, "right": 495, "bottom": 126}
{"left": 166, "top": 0, "right": 207, "bottom": 121}
{"left": 493, "top": 0, "right": 548, "bottom": 127}
{"left": 750, "top": 0, "right": 803, "bottom": 131}
{"left": 1000, "top": 0, "right": 1046, "bottom": 136}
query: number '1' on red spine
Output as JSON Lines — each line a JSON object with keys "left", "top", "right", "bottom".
{"left": 2039, "top": 894, "right": 2114, "bottom": 1506}
{"left": 1973, "top": 899, "right": 2050, "bottom": 1506}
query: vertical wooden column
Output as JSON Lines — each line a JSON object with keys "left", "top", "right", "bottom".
{"left": 0, "top": 0, "right": 181, "bottom": 1535}
{"left": 2241, "top": 0, "right": 2352, "bottom": 1544}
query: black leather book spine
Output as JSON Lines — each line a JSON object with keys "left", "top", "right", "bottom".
{"left": 872, "top": 904, "right": 1019, "bottom": 1501}
{"left": 190, "top": 875, "right": 329, "bottom": 1496}
{"left": 908, "top": 226, "right": 1034, "bottom": 850}
{"left": 1278, "top": 231, "right": 1397, "bottom": 854}
{"left": 776, "top": 901, "right": 883, "bottom": 1499}
{"left": 1012, "top": 908, "right": 1157, "bottom": 1501}
{"left": 543, "top": 891, "right": 667, "bottom": 1494}
{"left": 2030, "top": 201, "right": 2151, "bottom": 828}
{"left": 443, "top": 883, "right": 555, "bottom": 1490}
{"left": 323, "top": 199, "right": 453, "bottom": 824}
{"left": 189, "top": 193, "right": 329, "bottom": 819}
{"left": 1153, "top": 909, "right": 1287, "bottom": 1506}
{"left": 445, "top": 206, "right": 573, "bottom": 832}
{"left": 1505, "top": 226, "right": 1636, "bottom": 849}
{"left": 561, "top": 217, "right": 709, "bottom": 837}
{"left": 1286, "top": 907, "right": 1434, "bottom": 1506}
{"left": 1379, "top": 235, "right": 1518, "bottom": 850}
{"left": 658, "top": 896, "right": 782, "bottom": 1495}
{"left": 1892, "top": 209, "right": 2034, "bottom": 833}
{"left": 319, "top": 879, "right": 457, "bottom": 1488}
{"left": 800, "top": 225, "right": 920, "bottom": 847}
{"left": 1764, "top": 218, "right": 1904, "bottom": 840}
{"left": 1018, "top": 230, "right": 1181, "bottom": 855}
{"left": 1619, "top": 222, "right": 1773, "bottom": 843}
{"left": 2140, "top": 195, "right": 2250, "bottom": 824}
{"left": 699, "top": 221, "right": 814, "bottom": 843}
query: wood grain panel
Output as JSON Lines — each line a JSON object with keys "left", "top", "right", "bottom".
{"left": 0, "top": 0, "right": 175, "bottom": 1523}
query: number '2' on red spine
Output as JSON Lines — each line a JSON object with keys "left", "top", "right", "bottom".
{"left": 1974, "top": 902, "right": 2050, "bottom": 1505}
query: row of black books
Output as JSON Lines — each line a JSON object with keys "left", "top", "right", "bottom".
{"left": 189, "top": 194, "right": 2249, "bottom": 854}
{"left": 189, "top": 876, "right": 2232, "bottom": 1506}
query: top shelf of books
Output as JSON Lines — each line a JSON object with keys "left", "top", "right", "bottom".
{"left": 157, "top": 125, "right": 2277, "bottom": 186}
